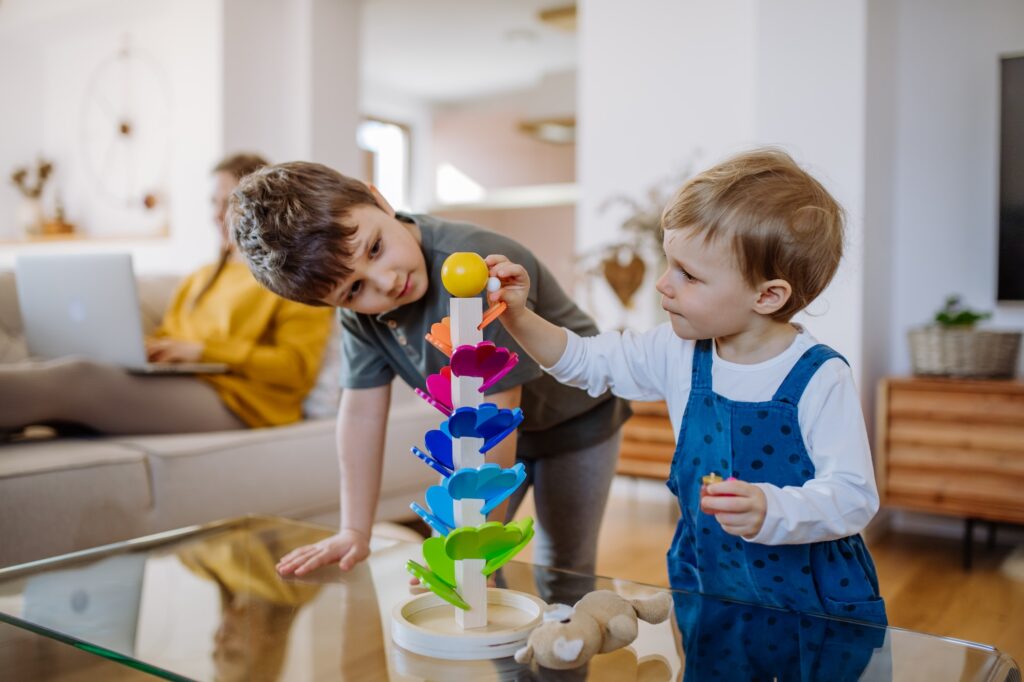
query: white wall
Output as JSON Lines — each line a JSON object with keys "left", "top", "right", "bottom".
{"left": 307, "top": 0, "right": 361, "bottom": 176}
{"left": 0, "top": 0, "right": 221, "bottom": 272}
{"left": 447, "top": 69, "right": 577, "bottom": 119}
{"left": 578, "top": 0, "right": 758, "bottom": 331}
{"left": 0, "top": 0, "right": 361, "bottom": 276}
{"left": 361, "top": 82, "right": 435, "bottom": 211}
{"left": 862, "top": 0, "right": 899, "bottom": 428}
{"left": 0, "top": 32, "right": 45, "bottom": 242}
{"left": 755, "top": 1, "right": 869, "bottom": 378}
{"left": 889, "top": 0, "right": 1024, "bottom": 376}
{"left": 222, "top": 0, "right": 361, "bottom": 173}
{"left": 221, "top": 0, "right": 306, "bottom": 164}
{"left": 580, "top": 0, "right": 1024, "bottom": 389}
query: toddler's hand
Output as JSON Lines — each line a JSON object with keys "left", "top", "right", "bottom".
{"left": 276, "top": 528, "right": 371, "bottom": 576}
{"left": 700, "top": 479, "right": 767, "bottom": 538}
{"left": 484, "top": 255, "right": 530, "bottom": 318}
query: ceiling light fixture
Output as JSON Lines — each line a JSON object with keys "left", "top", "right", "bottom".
{"left": 537, "top": 5, "right": 576, "bottom": 33}
{"left": 519, "top": 117, "right": 576, "bottom": 145}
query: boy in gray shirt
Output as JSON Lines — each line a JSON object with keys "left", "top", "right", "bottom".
{"left": 230, "top": 162, "right": 630, "bottom": 601}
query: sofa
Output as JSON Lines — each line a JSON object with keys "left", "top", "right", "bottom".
{"left": 0, "top": 270, "right": 440, "bottom": 567}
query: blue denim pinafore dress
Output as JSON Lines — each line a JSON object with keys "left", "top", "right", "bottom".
{"left": 666, "top": 340, "right": 886, "bottom": 625}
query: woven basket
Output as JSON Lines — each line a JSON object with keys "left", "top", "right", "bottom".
{"left": 907, "top": 327, "right": 1022, "bottom": 378}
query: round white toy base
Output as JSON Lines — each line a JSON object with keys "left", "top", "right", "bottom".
{"left": 391, "top": 588, "right": 546, "bottom": 660}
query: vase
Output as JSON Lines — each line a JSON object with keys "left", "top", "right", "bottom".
{"left": 15, "top": 197, "right": 45, "bottom": 237}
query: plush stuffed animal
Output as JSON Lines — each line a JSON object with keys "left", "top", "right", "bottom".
{"left": 514, "top": 589, "right": 674, "bottom": 670}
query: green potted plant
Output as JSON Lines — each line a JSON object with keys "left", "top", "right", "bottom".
{"left": 907, "top": 295, "right": 1021, "bottom": 378}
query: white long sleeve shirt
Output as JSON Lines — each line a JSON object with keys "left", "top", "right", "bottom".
{"left": 547, "top": 323, "right": 879, "bottom": 546}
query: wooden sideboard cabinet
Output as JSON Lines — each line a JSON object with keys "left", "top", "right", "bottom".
{"left": 875, "top": 377, "right": 1024, "bottom": 566}
{"left": 617, "top": 401, "right": 675, "bottom": 479}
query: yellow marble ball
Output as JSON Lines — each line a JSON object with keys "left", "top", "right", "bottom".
{"left": 441, "top": 252, "right": 489, "bottom": 298}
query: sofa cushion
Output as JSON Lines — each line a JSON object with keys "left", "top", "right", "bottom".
{"left": 111, "top": 392, "right": 441, "bottom": 533}
{"left": 303, "top": 316, "right": 342, "bottom": 419}
{"left": 0, "top": 438, "right": 146, "bottom": 479}
{"left": 0, "top": 271, "right": 28, "bottom": 363}
{"left": 113, "top": 419, "right": 341, "bottom": 533}
{"left": 135, "top": 274, "right": 180, "bottom": 334}
{"left": 0, "top": 440, "right": 153, "bottom": 566}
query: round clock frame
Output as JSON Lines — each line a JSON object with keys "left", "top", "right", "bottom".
{"left": 79, "top": 38, "right": 172, "bottom": 227}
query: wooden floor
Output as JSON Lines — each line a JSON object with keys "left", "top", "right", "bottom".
{"left": 513, "top": 477, "right": 1024, "bottom": 667}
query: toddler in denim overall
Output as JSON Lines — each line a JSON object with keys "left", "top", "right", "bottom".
{"left": 487, "top": 148, "right": 889, "bottom": 678}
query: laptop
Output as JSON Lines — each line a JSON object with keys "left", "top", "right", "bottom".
{"left": 22, "top": 553, "right": 147, "bottom": 655}
{"left": 15, "top": 253, "right": 228, "bottom": 374}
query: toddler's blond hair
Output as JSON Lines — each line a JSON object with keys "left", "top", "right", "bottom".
{"left": 663, "top": 148, "right": 844, "bottom": 321}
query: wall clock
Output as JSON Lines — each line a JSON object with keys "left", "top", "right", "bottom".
{"left": 79, "top": 37, "right": 172, "bottom": 229}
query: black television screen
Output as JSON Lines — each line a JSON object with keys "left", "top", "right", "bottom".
{"left": 998, "top": 55, "right": 1024, "bottom": 301}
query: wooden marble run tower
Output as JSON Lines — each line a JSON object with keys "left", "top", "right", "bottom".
{"left": 390, "top": 252, "right": 545, "bottom": 660}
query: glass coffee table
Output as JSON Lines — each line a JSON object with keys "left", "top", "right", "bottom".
{"left": 0, "top": 516, "right": 1018, "bottom": 681}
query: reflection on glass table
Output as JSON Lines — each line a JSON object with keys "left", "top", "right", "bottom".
{"left": 0, "top": 516, "right": 1018, "bottom": 681}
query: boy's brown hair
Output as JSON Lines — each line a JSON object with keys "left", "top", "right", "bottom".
{"left": 230, "top": 162, "right": 379, "bottom": 305}
{"left": 662, "top": 148, "right": 844, "bottom": 322}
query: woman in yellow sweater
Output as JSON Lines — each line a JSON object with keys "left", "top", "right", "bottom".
{"left": 0, "top": 154, "right": 333, "bottom": 434}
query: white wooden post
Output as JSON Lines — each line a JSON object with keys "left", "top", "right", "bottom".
{"left": 449, "top": 297, "right": 487, "bottom": 629}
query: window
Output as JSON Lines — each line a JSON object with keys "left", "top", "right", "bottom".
{"left": 357, "top": 118, "right": 410, "bottom": 210}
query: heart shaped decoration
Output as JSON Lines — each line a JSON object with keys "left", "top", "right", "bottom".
{"left": 425, "top": 317, "right": 452, "bottom": 357}
{"left": 602, "top": 252, "right": 646, "bottom": 308}
{"left": 406, "top": 560, "right": 469, "bottom": 611}
{"left": 484, "top": 517, "right": 534, "bottom": 575}
{"left": 552, "top": 636, "right": 585, "bottom": 664}
{"left": 450, "top": 342, "right": 519, "bottom": 391}
{"left": 446, "top": 463, "right": 526, "bottom": 515}
{"left": 415, "top": 366, "right": 453, "bottom": 415}
{"left": 444, "top": 521, "right": 524, "bottom": 561}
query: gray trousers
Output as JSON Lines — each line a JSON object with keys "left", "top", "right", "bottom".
{"left": 0, "top": 357, "right": 245, "bottom": 435}
{"left": 502, "top": 429, "right": 622, "bottom": 605}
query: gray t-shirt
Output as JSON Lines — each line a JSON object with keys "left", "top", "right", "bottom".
{"left": 339, "top": 213, "right": 630, "bottom": 459}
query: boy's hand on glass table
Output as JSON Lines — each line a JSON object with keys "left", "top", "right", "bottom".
{"left": 700, "top": 479, "right": 767, "bottom": 538}
{"left": 276, "top": 528, "right": 371, "bottom": 576}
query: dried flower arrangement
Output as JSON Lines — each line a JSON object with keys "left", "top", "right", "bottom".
{"left": 577, "top": 155, "right": 699, "bottom": 309}
{"left": 11, "top": 159, "right": 54, "bottom": 199}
